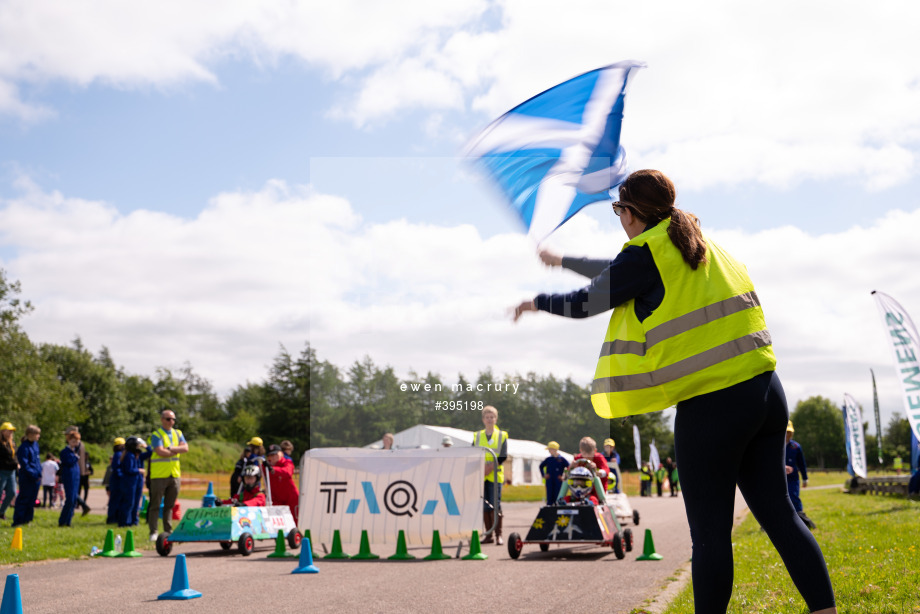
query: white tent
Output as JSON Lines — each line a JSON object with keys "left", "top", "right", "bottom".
{"left": 365, "top": 424, "right": 574, "bottom": 486}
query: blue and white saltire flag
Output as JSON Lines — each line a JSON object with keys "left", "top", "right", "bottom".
{"left": 842, "top": 393, "right": 867, "bottom": 479}
{"left": 466, "top": 61, "right": 645, "bottom": 243}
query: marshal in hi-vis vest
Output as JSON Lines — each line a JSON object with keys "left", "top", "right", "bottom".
{"left": 474, "top": 429, "right": 507, "bottom": 484}
{"left": 592, "top": 219, "right": 776, "bottom": 419}
{"left": 149, "top": 427, "right": 183, "bottom": 479}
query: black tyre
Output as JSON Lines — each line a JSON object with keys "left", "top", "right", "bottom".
{"left": 287, "top": 529, "right": 302, "bottom": 550}
{"left": 238, "top": 533, "right": 254, "bottom": 556}
{"left": 507, "top": 532, "right": 523, "bottom": 559}
{"left": 612, "top": 532, "right": 625, "bottom": 559}
{"left": 155, "top": 533, "right": 173, "bottom": 557}
{"left": 633, "top": 509, "right": 640, "bottom": 525}
{"left": 219, "top": 540, "right": 232, "bottom": 550}
{"left": 539, "top": 542, "right": 550, "bottom": 552}
{"left": 624, "top": 528, "right": 633, "bottom": 552}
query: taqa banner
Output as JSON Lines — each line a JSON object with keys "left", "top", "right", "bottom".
{"left": 298, "top": 447, "right": 483, "bottom": 545}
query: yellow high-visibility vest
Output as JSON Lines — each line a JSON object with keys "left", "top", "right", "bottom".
{"left": 592, "top": 219, "right": 777, "bottom": 418}
{"left": 149, "top": 427, "right": 183, "bottom": 479}
{"left": 474, "top": 429, "right": 507, "bottom": 483}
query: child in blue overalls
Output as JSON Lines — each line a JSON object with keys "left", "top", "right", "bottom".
{"left": 58, "top": 431, "right": 82, "bottom": 526}
{"left": 106, "top": 437, "right": 126, "bottom": 524}
{"left": 539, "top": 441, "right": 569, "bottom": 504}
{"left": 117, "top": 437, "right": 147, "bottom": 527}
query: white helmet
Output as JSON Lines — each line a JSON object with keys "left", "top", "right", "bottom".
{"left": 567, "top": 466, "right": 594, "bottom": 500}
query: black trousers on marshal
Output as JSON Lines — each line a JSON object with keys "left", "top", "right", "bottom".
{"left": 674, "top": 371, "right": 835, "bottom": 613}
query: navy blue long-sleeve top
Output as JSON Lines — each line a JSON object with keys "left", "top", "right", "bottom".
{"left": 16, "top": 439, "right": 41, "bottom": 481}
{"left": 785, "top": 440, "right": 808, "bottom": 482}
{"left": 534, "top": 241, "right": 664, "bottom": 323}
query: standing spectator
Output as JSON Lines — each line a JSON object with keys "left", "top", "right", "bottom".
{"left": 147, "top": 410, "right": 188, "bottom": 541}
{"left": 12, "top": 425, "right": 41, "bottom": 527}
{"left": 41, "top": 453, "right": 59, "bottom": 508}
{"left": 441, "top": 436, "right": 454, "bottom": 448}
{"left": 58, "top": 430, "right": 82, "bottom": 527}
{"left": 381, "top": 433, "right": 395, "bottom": 450}
{"left": 0, "top": 422, "right": 18, "bottom": 520}
{"left": 118, "top": 437, "right": 148, "bottom": 527}
{"left": 669, "top": 461, "right": 680, "bottom": 497}
{"left": 539, "top": 441, "right": 569, "bottom": 504}
{"left": 64, "top": 426, "right": 91, "bottom": 516}
{"left": 265, "top": 444, "right": 299, "bottom": 518}
{"left": 786, "top": 421, "right": 816, "bottom": 529}
{"left": 603, "top": 438, "right": 622, "bottom": 494}
{"left": 280, "top": 440, "right": 294, "bottom": 462}
{"left": 640, "top": 462, "right": 653, "bottom": 497}
{"left": 893, "top": 455, "right": 903, "bottom": 475}
{"left": 230, "top": 437, "right": 263, "bottom": 497}
{"left": 106, "top": 437, "right": 126, "bottom": 524}
{"left": 655, "top": 464, "right": 667, "bottom": 497}
{"left": 472, "top": 405, "right": 508, "bottom": 545}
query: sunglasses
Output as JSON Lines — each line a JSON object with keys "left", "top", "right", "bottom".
{"left": 611, "top": 201, "right": 632, "bottom": 216}
{"left": 163, "top": 417, "right": 176, "bottom": 422}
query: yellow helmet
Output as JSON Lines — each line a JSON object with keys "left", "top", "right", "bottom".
{"left": 603, "top": 438, "right": 616, "bottom": 447}
{"left": 114, "top": 437, "right": 126, "bottom": 446}
{"left": 247, "top": 436, "right": 263, "bottom": 447}
{"left": 0, "top": 422, "right": 15, "bottom": 432}
{"left": 786, "top": 421, "right": 794, "bottom": 433}
{"left": 546, "top": 441, "right": 560, "bottom": 450}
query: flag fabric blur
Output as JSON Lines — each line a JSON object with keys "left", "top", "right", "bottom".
{"left": 466, "top": 61, "right": 645, "bottom": 243}
{"left": 871, "top": 369, "right": 883, "bottom": 464}
{"left": 872, "top": 291, "right": 920, "bottom": 445}
{"left": 648, "top": 441, "right": 660, "bottom": 473}
{"left": 633, "top": 424, "right": 641, "bottom": 470}
{"left": 842, "top": 393, "right": 868, "bottom": 479}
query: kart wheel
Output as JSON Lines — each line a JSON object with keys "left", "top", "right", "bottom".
{"left": 539, "top": 543, "right": 550, "bottom": 552}
{"left": 155, "top": 533, "right": 173, "bottom": 557}
{"left": 238, "top": 533, "right": 255, "bottom": 556}
{"left": 633, "top": 509, "right": 640, "bottom": 525}
{"left": 624, "top": 528, "right": 633, "bottom": 552}
{"left": 287, "top": 529, "right": 302, "bottom": 550}
{"left": 219, "top": 540, "right": 232, "bottom": 550}
{"left": 612, "top": 532, "right": 625, "bottom": 559}
{"left": 507, "top": 532, "right": 523, "bottom": 559}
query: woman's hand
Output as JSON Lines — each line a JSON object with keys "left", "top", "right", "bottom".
{"left": 512, "top": 300, "right": 536, "bottom": 322}
{"left": 538, "top": 248, "right": 562, "bottom": 267}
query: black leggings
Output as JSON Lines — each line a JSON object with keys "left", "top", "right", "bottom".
{"left": 674, "top": 371, "right": 835, "bottom": 613}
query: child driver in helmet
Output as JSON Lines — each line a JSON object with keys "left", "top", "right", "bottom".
{"left": 218, "top": 464, "right": 266, "bottom": 507}
{"left": 558, "top": 463, "right": 606, "bottom": 506}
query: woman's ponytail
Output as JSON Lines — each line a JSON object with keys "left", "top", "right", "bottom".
{"left": 667, "top": 208, "right": 707, "bottom": 270}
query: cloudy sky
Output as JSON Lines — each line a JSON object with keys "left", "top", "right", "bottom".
{"left": 1, "top": 1, "right": 919, "bottom": 434}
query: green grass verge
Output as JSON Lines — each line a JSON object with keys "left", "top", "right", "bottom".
{"left": 662, "top": 489, "right": 920, "bottom": 613}
{"left": 0, "top": 508, "right": 153, "bottom": 565}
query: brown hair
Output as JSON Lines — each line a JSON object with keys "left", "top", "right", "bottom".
{"left": 619, "top": 169, "right": 708, "bottom": 270}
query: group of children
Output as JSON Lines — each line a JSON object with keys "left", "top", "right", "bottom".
{"left": 223, "top": 437, "right": 299, "bottom": 517}
{"left": 103, "top": 436, "right": 152, "bottom": 527}
{"left": 40, "top": 453, "right": 67, "bottom": 509}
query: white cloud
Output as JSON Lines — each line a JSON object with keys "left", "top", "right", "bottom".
{"left": 0, "top": 178, "right": 313, "bottom": 393}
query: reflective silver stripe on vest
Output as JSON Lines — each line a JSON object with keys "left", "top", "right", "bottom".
{"left": 598, "top": 291, "right": 762, "bottom": 358}
{"left": 592, "top": 329, "right": 772, "bottom": 394}
{"left": 150, "top": 458, "right": 179, "bottom": 463}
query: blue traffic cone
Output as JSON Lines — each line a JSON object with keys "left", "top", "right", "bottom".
{"left": 201, "top": 482, "right": 217, "bottom": 508}
{"left": 1, "top": 574, "right": 23, "bottom": 614}
{"left": 158, "top": 554, "right": 202, "bottom": 600}
{"left": 291, "top": 537, "right": 320, "bottom": 574}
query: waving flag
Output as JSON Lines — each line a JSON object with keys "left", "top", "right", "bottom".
{"left": 633, "top": 424, "right": 641, "bottom": 470}
{"left": 466, "top": 61, "right": 645, "bottom": 243}
{"left": 872, "top": 290, "right": 920, "bottom": 445}
{"left": 648, "top": 440, "right": 660, "bottom": 473}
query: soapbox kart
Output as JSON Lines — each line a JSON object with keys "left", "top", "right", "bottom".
{"left": 608, "top": 491, "right": 640, "bottom": 526}
{"left": 155, "top": 504, "right": 301, "bottom": 557}
{"left": 507, "top": 502, "right": 633, "bottom": 560}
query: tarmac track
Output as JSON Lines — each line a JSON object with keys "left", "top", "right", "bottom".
{"left": 2, "top": 489, "right": 749, "bottom": 613}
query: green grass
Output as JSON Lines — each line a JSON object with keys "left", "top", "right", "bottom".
{"left": 662, "top": 489, "right": 920, "bottom": 613}
{"left": 0, "top": 507, "right": 153, "bottom": 565}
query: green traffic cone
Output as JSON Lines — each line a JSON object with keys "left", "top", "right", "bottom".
{"left": 323, "top": 530, "right": 350, "bottom": 559}
{"left": 303, "top": 529, "right": 320, "bottom": 559}
{"left": 462, "top": 530, "right": 488, "bottom": 560}
{"left": 636, "top": 528, "right": 663, "bottom": 561}
{"left": 116, "top": 530, "right": 143, "bottom": 558}
{"left": 388, "top": 530, "right": 416, "bottom": 561}
{"left": 99, "top": 529, "right": 119, "bottom": 557}
{"left": 423, "top": 530, "right": 452, "bottom": 561}
{"left": 351, "top": 530, "right": 379, "bottom": 560}
{"left": 268, "top": 530, "right": 296, "bottom": 558}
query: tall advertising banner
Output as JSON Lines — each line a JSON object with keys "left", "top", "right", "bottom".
{"left": 299, "top": 447, "right": 483, "bottom": 546}
{"left": 633, "top": 425, "right": 641, "bottom": 470}
{"left": 872, "top": 291, "right": 920, "bottom": 445}
{"left": 648, "top": 441, "right": 660, "bottom": 472}
{"left": 842, "top": 393, "right": 868, "bottom": 479}
{"left": 871, "top": 369, "right": 884, "bottom": 464}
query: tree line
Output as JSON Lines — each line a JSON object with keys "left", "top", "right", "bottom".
{"left": 1, "top": 269, "right": 912, "bottom": 471}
